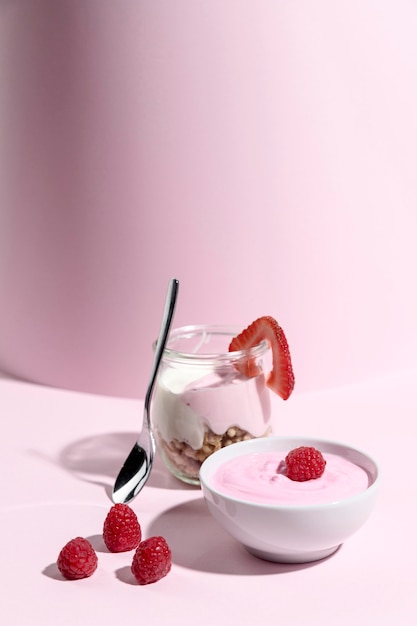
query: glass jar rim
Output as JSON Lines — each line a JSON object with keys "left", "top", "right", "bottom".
{"left": 153, "top": 324, "right": 269, "bottom": 366}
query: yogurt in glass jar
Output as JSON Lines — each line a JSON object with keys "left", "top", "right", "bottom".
{"left": 151, "top": 325, "right": 272, "bottom": 484}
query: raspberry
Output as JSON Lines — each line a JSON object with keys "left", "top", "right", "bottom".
{"left": 57, "top": 537, "right": 98, "bottom": 580}
{"left": 131, "top": 536, "right": 172, "bottom": 585}
{"left": 284, "top": 446, "right": 326, "bottom": 482}
{"left": 103, "top": 503, "right": 142, "bottom": 553}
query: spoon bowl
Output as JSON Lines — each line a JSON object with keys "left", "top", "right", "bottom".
{"left": 112, "top": 278, "right": 179, "bottom": 503}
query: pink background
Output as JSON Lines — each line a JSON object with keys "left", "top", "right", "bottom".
{"left": 1, "top": 3, "right": 417, "bottom": 625}
{"left": 1, "top": 0, "right": 417, "bottom": 398}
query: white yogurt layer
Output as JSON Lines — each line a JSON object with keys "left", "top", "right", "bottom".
{"left": 151, "top": 366, "right": 271, "bottom": 450}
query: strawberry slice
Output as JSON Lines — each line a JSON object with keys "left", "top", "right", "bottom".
{"left": 229, "top": 316, "right": 295, "bottom": 400}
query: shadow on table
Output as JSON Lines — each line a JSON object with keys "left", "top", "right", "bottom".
{"left": 148, "top": 497, "right": 339, "bottom": 575}
{"left": 57, "top": 431, "right": 199, "bottom": 498}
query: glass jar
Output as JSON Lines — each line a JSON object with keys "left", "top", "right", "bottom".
{"left": 151, "top": 325, "right": 272, "bottom": 485}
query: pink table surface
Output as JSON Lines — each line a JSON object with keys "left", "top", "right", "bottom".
{"left": 1, "top": 369, "right": 415, "bottom": 626}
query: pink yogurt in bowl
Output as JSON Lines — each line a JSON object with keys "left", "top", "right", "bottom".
{"left": 200, "top": 436, "right": 380, "bottom": 563}
{"left": 210, "top": 450, "right": 370, "bottom": 506}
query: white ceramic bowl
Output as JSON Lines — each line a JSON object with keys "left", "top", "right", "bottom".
{"left": 199, "top": 436, "right": 380, "bottom": 563}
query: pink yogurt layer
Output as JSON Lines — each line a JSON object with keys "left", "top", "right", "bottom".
{"left": 181, "top": 369, "right": 271, "bottom": 436}
{"left": 152, "top": 367, "right": 271, "bottom": 450}
{"left": 212, "top": 451, "right": 370, "bottom": 505}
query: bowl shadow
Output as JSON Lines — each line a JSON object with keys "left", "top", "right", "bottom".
{"left": 148, "top": 497, "right": 338, "bottom": 576}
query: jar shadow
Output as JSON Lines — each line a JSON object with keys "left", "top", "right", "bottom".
{"left": 56, "top": 431, "right": 199, "bottom": 496}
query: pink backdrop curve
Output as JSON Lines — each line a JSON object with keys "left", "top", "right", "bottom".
{"left": 1, "top": 0, "right": 417, "bottom": 398}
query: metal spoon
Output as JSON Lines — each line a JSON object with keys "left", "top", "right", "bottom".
{"left": 112, "top": 278, "right": 179, "bottom": 503}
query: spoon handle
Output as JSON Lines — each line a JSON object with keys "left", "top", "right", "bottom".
{"left": 144, "top": 278, "right": 179, "bottom": 411}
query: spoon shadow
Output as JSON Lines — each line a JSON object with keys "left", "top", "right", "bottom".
{"left": 148, "top": 497, "right": 338, "bottom": 576}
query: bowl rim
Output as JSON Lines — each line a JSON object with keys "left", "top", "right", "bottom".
{"left": 199, "top": 435, "right": 381, "bottom": 511}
